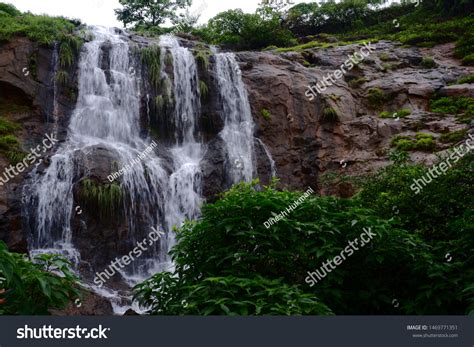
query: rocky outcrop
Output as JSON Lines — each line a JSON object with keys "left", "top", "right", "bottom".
{"left": 0, "top": 37, "right": 78, "bottom": 252}
{"left": 237, "top": 41, "right": 473, "bottom": 193}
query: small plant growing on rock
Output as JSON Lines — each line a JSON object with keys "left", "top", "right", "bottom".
{"left": 348, "top": 77, "right": 367, "bottom": 88}
{"left": 439, "top": 129, "right": 468, "bottom": 143}
{"left": 260, "top": 108, "right": 271, "bottom": 120}
{"left": 421, "top": 56, "right": 437, "bottom": 68}
{"left": 199, "top": 80, "right": 209, "bottom": 99}
{"left": 456, "top": 74, "right": 474, "bottom": 84}
{"left": 322, "top": 107, "right": 339, "bottom": 122}
{"left": 367, "top": 87, "right": 387, "bottom": 107}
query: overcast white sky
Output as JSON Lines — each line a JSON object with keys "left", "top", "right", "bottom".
{"left": 9, "top": 0, "right": 313, "bottom": 27}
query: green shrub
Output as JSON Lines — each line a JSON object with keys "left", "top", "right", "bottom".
{"left": 367, "top": 87, "right": 387, "bottom": 107}
{"left": 430, "top": 96, "right": 474, "bottom": 118}
{"left": 322, "top": 107, "right": 339, "bottom": 122}
{"left": 0, "top": 241, "right": 79, "bottom": 315}
{"left": 0, "top": 9, "right": 82, "bottom": 47}
{"left": 456, "top": 74, "right": 474, "bottom": 84}
{"left": 462, "top": 53, "right": 474, "bottom": 66}
{"left": 380, "top": 109, "right": 411, "bottom": 119}
{"left": 0, "top": 3, "right": 21, "bottom": 17}
{"left": 0, "top": 117, "right": 20, "bottom": 134}
{"left": 134, "top": 274, "right": 333, "bottom": 315}
{"left": 260, "top": 108, "right": 271, "bottom": 119}
{"left": 421, "top": 56, "right": 437, "bottom": 68}
{"left": 194, "top": 49, "right": 210, "bottom": 70}
{"left": 135, "top": 181, "right": 437, "bottom": 315}
{"left": 348, "top": 77, "right": 367, "bottom": 88}
{"left": 439, "top": 129, "right": 468, "bottom": 143}
{"left": 391, "top": 136, "right": 415, "bottom": 151}
{"left": 356, "top": 154, "right": 474, "bottom": 314}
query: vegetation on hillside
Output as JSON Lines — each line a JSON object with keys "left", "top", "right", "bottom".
{"left": 135, "top": 151, "right": 474, "bottom": 315}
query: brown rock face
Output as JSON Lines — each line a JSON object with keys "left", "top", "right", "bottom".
{"left": 237, "top": 41, "right": 473, "bottom": 193}
{"left": 0, "top": 37, "right": 78, "bottom": 252}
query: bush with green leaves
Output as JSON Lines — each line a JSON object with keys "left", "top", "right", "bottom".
{"left": 356, "top": 153, "right": 474, "bottom": 314}
{"left": 134, "top": 273, "right": 333, "bottom": 315}
{"left": 197, "top": 7, "right": 294, "bottom": 50}
{"left": 0, "top": 241, "right": 79, "bottom": 315}
{"left": 134, "top": 181, "right": 448, "bottom": 315}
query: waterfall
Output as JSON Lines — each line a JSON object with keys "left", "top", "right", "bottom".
{"left": 214, "top": 51, "right": 256, "bottom": 183}
{"left": 159, "top": 35, "right": 203, "bottom": 239}
{"left": 21, "top": 27, "right": 275, "bottom": 313}
{"left": 23, "top": 27, "right": 169, "bottom": 282}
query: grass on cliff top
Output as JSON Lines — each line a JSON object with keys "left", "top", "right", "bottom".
{"left": 0, "top": 2, "right": 81, "bottom": 46}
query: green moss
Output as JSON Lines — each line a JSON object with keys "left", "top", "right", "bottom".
{"left": 439, "top": 129, "right": 468, "bottom": 143}
{"left": 79, "top": 179, "right": 123, "bottom": 220}
{"left": 421, "top": 56, "right": 437, "bottom": 68}
{"left": 141, "top": 45, "right": 161, "bottom": 89}
{"left": 415, "top": 137, "right": 436, "bottom": 151}
{"left": 322, "top": 107, "right": 339, "bottom": 122}
{"left": 260, "top": 108, "right": 271, "bottom": 120}
{"left": 262, "top": 45, "right": 278, "bottom": 51}
{"left": 391, "top": 135, "right": 414, "bottom": 151}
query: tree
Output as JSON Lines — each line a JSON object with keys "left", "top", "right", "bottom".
{"left": 115, "top": 0, "right": 192, "bottom": 28}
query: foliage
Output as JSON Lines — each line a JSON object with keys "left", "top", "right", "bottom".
{"left": 348, "top": 76, "right": 367, "bottom": 88}
{"left": 199, "top": 8, "right": 294, "bottom": 50}
{"left": 0, "top": 2, "right": 20, "bottom": 17}
{"left": 0, "top": 241, "right": 79, "bottom": 315}
{"left": 260, "top": 108, "right": 271, "bottom": 119}
{"left": 439, "top": 129, "right": 468, "bottom": 143}
{"left": 79, "top": 179, "right": 124, "bottom": 220}
{"left": 115, "top": 0, "right": 191, "bottom": 28}
{"left": 135, "top": 273, "right": 333, "bottom": 315}
{"left": 367, "top": 87, "right": 386, "bottom": 107}
{"left": 135, "top": 181, "right": 443, "bottom": 315}
{"left": 0, "top": 3, "right": 81, "bottom": 46}
{"left": 421, "top": 56, "right": 437, "bottom": 68}
{"left": 356, "top": 154, "right": 474, "bottom": 313}
{"left": 391, "top": 133, "right": 436, "bottom": 152}
{"left": 429, "top": 96, "right": 474, "bottom": 121}
{"left": 198, "top": 80, "right": 208, "bottom": 99}
{"left": 194, "top": 49, "right": 210, "bottom": 69}
{"left": 456, "top": 74, "right": 474, "bottom": 84}
{"left": 140, "top": 45, "right": 161, "bottom": 89}
{"left": 379, "top": 109, "right": 411, "bottom": 119}
{"left": 322, "top": 107, "right": 339, "bottom": 122}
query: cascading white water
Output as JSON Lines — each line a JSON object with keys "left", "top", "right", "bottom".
{"left": 159, "top": 35, "right": 203, "bottom": 240}
{"left": 24, "top": 27, "right": 169, "bottom": 281}
{"left": 22, "top": 28, "right": 275, "bottom": 314}
{"left": 214, "top": 51, "right": 256, "bottom": 183}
